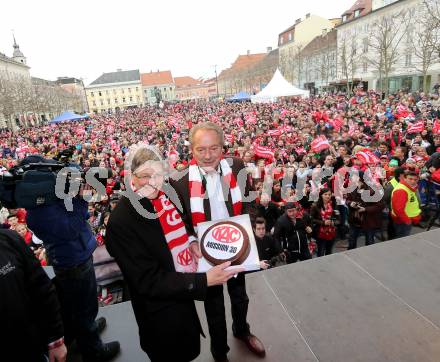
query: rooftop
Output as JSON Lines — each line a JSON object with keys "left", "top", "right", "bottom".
{"left": 341, "top": 0, "right": 372, "bottom": 22}
{"left": 89, "top": 69, "right": 140, "bottom": 86}
{"left": 141, "top": 70, "right": 174, "bottom": 86}
{"left": 174, "top": 76, "right": 199, "bottom": 88}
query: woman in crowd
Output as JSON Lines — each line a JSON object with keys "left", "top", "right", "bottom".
{"left": 310, "top": 188, "right": 339, "bottom": 257}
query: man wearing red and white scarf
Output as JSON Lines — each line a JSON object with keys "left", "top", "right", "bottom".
{"left": 171, "top": 122, "right": 266, "bottom": 362}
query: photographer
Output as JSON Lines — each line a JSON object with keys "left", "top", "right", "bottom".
{"left": 273, "top": 202, "right": 312, "bottom": 263}
{"left": 22, "top": 155, "right": 120, "bottom": 362}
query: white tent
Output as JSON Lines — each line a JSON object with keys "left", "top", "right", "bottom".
{"left": 251, "top": 69, "right": 309, "bottom": 103}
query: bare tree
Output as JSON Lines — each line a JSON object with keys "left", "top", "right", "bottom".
{"left": 409, "top": 7, "right": 439, "bottom": 93}
{"left": 367, "top": 10, "right": 409, "bottom": 97}
{"left": 339, "top": 36, "right": 358, "bottom": 95}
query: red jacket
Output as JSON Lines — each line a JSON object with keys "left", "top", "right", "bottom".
{"left": 391, "top": 180, "right": 421, "bottom": 225}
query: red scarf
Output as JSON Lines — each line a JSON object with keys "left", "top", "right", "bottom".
{"left": 151, "top": 191, "right": 197, "bottom": 272}
{"left": 188, "top": 158, "right": 242, "bottom": 232}
{"left": 321, "top": 202, "right": 333, "bottom": 220}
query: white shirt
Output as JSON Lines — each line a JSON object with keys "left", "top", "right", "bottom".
{"left": 200, "top": 167, "right": 230, "bottom": 221}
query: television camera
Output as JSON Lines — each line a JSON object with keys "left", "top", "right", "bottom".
{"left": 0, "top": 147, "right": 109, "bottom": 209}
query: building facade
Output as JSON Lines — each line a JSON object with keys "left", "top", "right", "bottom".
{"left": 56, "top": 77, "right": 88, "bottom": 112}
{"left": 300, "top": 29, "right": 338, "bottom": 93}
{"left": 278, "top": 14, "right": 336, "bottom": 86}
{"left": 141, "top": 70, "right": 175, "bottom": 105}
{"left": 86, "top": 69, "right": 142, "bottom": 113}
{"left": 217, "top": 51, "right": 268, "bottom": 97}
{"left": 336, "top": 0, "right": 440, "bottom": 93}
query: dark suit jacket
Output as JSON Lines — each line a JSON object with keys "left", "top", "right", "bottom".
{"left": 106, "top": 195, "right": 207, "bottom": 361}
{"left": 170, "top": 157, "right": 252, "bottom": 232}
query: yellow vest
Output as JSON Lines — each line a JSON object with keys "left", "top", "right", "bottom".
{"left": 391, "top": 183, "right": 421, "bottom": 218}
{"left": 390, "top": 178, "right": 398, "bottom": 188}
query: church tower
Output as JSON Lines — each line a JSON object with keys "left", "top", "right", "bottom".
{"left": 12, "top": 35, "right": 26, "bottom": 65}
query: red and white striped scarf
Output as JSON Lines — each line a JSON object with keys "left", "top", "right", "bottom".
{"left": 150, "top": 191, "right": 197, "bottom": 273}
{"left": 189, "top": 158, "right": 242, "bottom": 232}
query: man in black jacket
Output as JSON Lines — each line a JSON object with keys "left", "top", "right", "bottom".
{"left": 273, "top": 202, "right": 312, "bottom": 263}
{"left": 0, "top": 229, "right": 67, "bottom": 361}
{"left": 253, "top": 217, "right": 282, "bottom": 269}
{"left": 254, "top": 193, "right": 282, "bottom": 233}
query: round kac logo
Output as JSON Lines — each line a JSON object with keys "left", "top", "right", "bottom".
{"left": 200, "top": 221, "right": 250, "bottom": 266}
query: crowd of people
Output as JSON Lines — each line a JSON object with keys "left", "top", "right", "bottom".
{"left": 2, "top": 87, "right": 440, "bottom": 361}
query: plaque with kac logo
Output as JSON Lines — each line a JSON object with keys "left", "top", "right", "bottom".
{"left": 196, "top": 214, "right": 260, "bottom": 273}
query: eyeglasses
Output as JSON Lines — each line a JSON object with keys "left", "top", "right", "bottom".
{"left": 133, "top": 173, "right": 165, "bottom": 181}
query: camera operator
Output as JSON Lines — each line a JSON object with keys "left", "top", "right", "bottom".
{"left": 22, "top": 155, "right": 120, "bottom": 362}
{"left": 273, "top": 202, "right": 312, "bottom": 264}
{"left": 0, "top": 228, "right": 67, "bottom": 362}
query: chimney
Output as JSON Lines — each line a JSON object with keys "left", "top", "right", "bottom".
{"left": 306, "top": 13, "right": 310, "bottom": 18}
{"left": 247, "top": 50, "right": 250, "bottom": 55}
{"left": 266, "top": 46, "right": 272, "bottom": 53}
{"left": 295, "top": 18, "right": 301, "bottom": 24}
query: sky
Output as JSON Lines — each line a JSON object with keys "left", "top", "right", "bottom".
{"left": 0, "top": 0, "right": 354, "bottom": 86}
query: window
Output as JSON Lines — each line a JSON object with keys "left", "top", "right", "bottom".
{"left": 128, "top": 88, "right": 131, "bottom": 93}
{"left": 352, "top": 44, "right": 357, "bottom": 55}
{"left": 170, "top": 87, "right": 172, "bottom": 91}
{"left": 129, "top": 96, "right": 133, "bottom": 102}
{"left": 100, "top": 100, "right": 104, "bottom": 106}
{"left": 98, "top": 91, "right": 102, "bottom": 96}
{"left": 114, "top": 98, "right": 118, "bottom": 104}
{"left": 144, "top": 89, "right": 147, "bottom": 94}
{"left": 92, "top": 101, "right": 96, "bottom": 106}
{"left": 107, "top": 99, "right": 111, "bottom": 105}
{"left": 122, "top": 97, "right": 126, "bottom": 103}
{"left": 150, "top": 89, "right": 155, "bottom": 97}
{"left": 354, "top": 9, "right": 360, "bottom": 17}
{"left": 280, "top": 36, "right": 284, "bottom": 45}
{"left": 405, "top": 54, "right": 412, "bottom": 66}
{"left": 136, "top": 87, "right": 138, "bottom": 91}
{"left": 121, "top": 88, "right": 125, "bottom": 94}
{"left": 363, "top": 38, "right": 368, "bottom": 53}
{"left": 106, "top": 90, "right": 109, "bottom": 95}
{"left": 288, "top": 32, "right": 292, "bottom": 41}
{"left": 91, "top": 92, "right": 94, "bottom": 97}
{"left": 363, "top": 62, "right": 368, "bottom": 72}
{"left": 342, "top": 15, "right": 348, "bottom": 22}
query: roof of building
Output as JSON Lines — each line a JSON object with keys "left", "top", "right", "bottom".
{"left": 219, "top": 53, "right": 266, "bottom": 79}
{"left": 302, "top": 29, "right": 337, "bottom": 56}
{"left": 89, "top": 69, "right": 140, "bottom": 86}
{"left": 174, "top": 76, "right": 199, "bottom": 88}
{"left": 56, "top": 77, "right": 83, "bottom": 85}
{"left": 341, "top": 0, "right": 372, "bottom": 19}
{"left": 141, "top": 70, "right": 174, "bottom": 86}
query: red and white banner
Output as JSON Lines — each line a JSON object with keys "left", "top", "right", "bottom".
{"left": 356, "top": 149, "right": 380, "bottom": 165}
{"left": 407, "top": 120, "right": 425, "bottom": 134}
{"left": 267, "top": 129, "right": 282, "bottom": 137}
{"left": 252, "top": 143, "right": 274, "bottom": 160}
{"left": 225, "top": 134, "right": 235, "bottom": 144}
{"left": 310, "top": 135, "right": 330, "bottom": 153}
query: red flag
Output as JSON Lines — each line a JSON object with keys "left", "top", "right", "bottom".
{"left": 356, "top": 149, "right": 380, "bottom": 165}
{"left": 267, "top": 129, "right": 282, "bottom": 137}
{"left": 310, "top": 136, "right": 330, "bottom": 153}
{"left": 252, "top": 143, "right": 274, "bottom": 160}
{"left": 407, "top": 120, "right": 425, "bottom": 134}
{"left": 225, "top": 134, "right": 235, "bottom": 144}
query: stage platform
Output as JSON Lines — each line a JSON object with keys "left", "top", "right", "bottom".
{"left": 69, "top": 229, "right": 440, "bottom": 361}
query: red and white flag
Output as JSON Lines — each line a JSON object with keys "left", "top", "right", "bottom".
{"left": 225, "top": 134, "right": 235, "bottom": 144}
{"left": 407, "top": 120, "right": 425, "bottom": 134}
{"left": 252, "top": 143, "right": 274, "bottom": 160}
{"left": 310, "top": 135, "right": 330, "bottom": 153}
{"left": 171, "top": 133, "right": 179, "bottom": 141}
{"left": 356, "top": 149, "right": 380, "bottom": 165}
{"left": 267, "top": 129, "right": 282, "bottom": 137}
